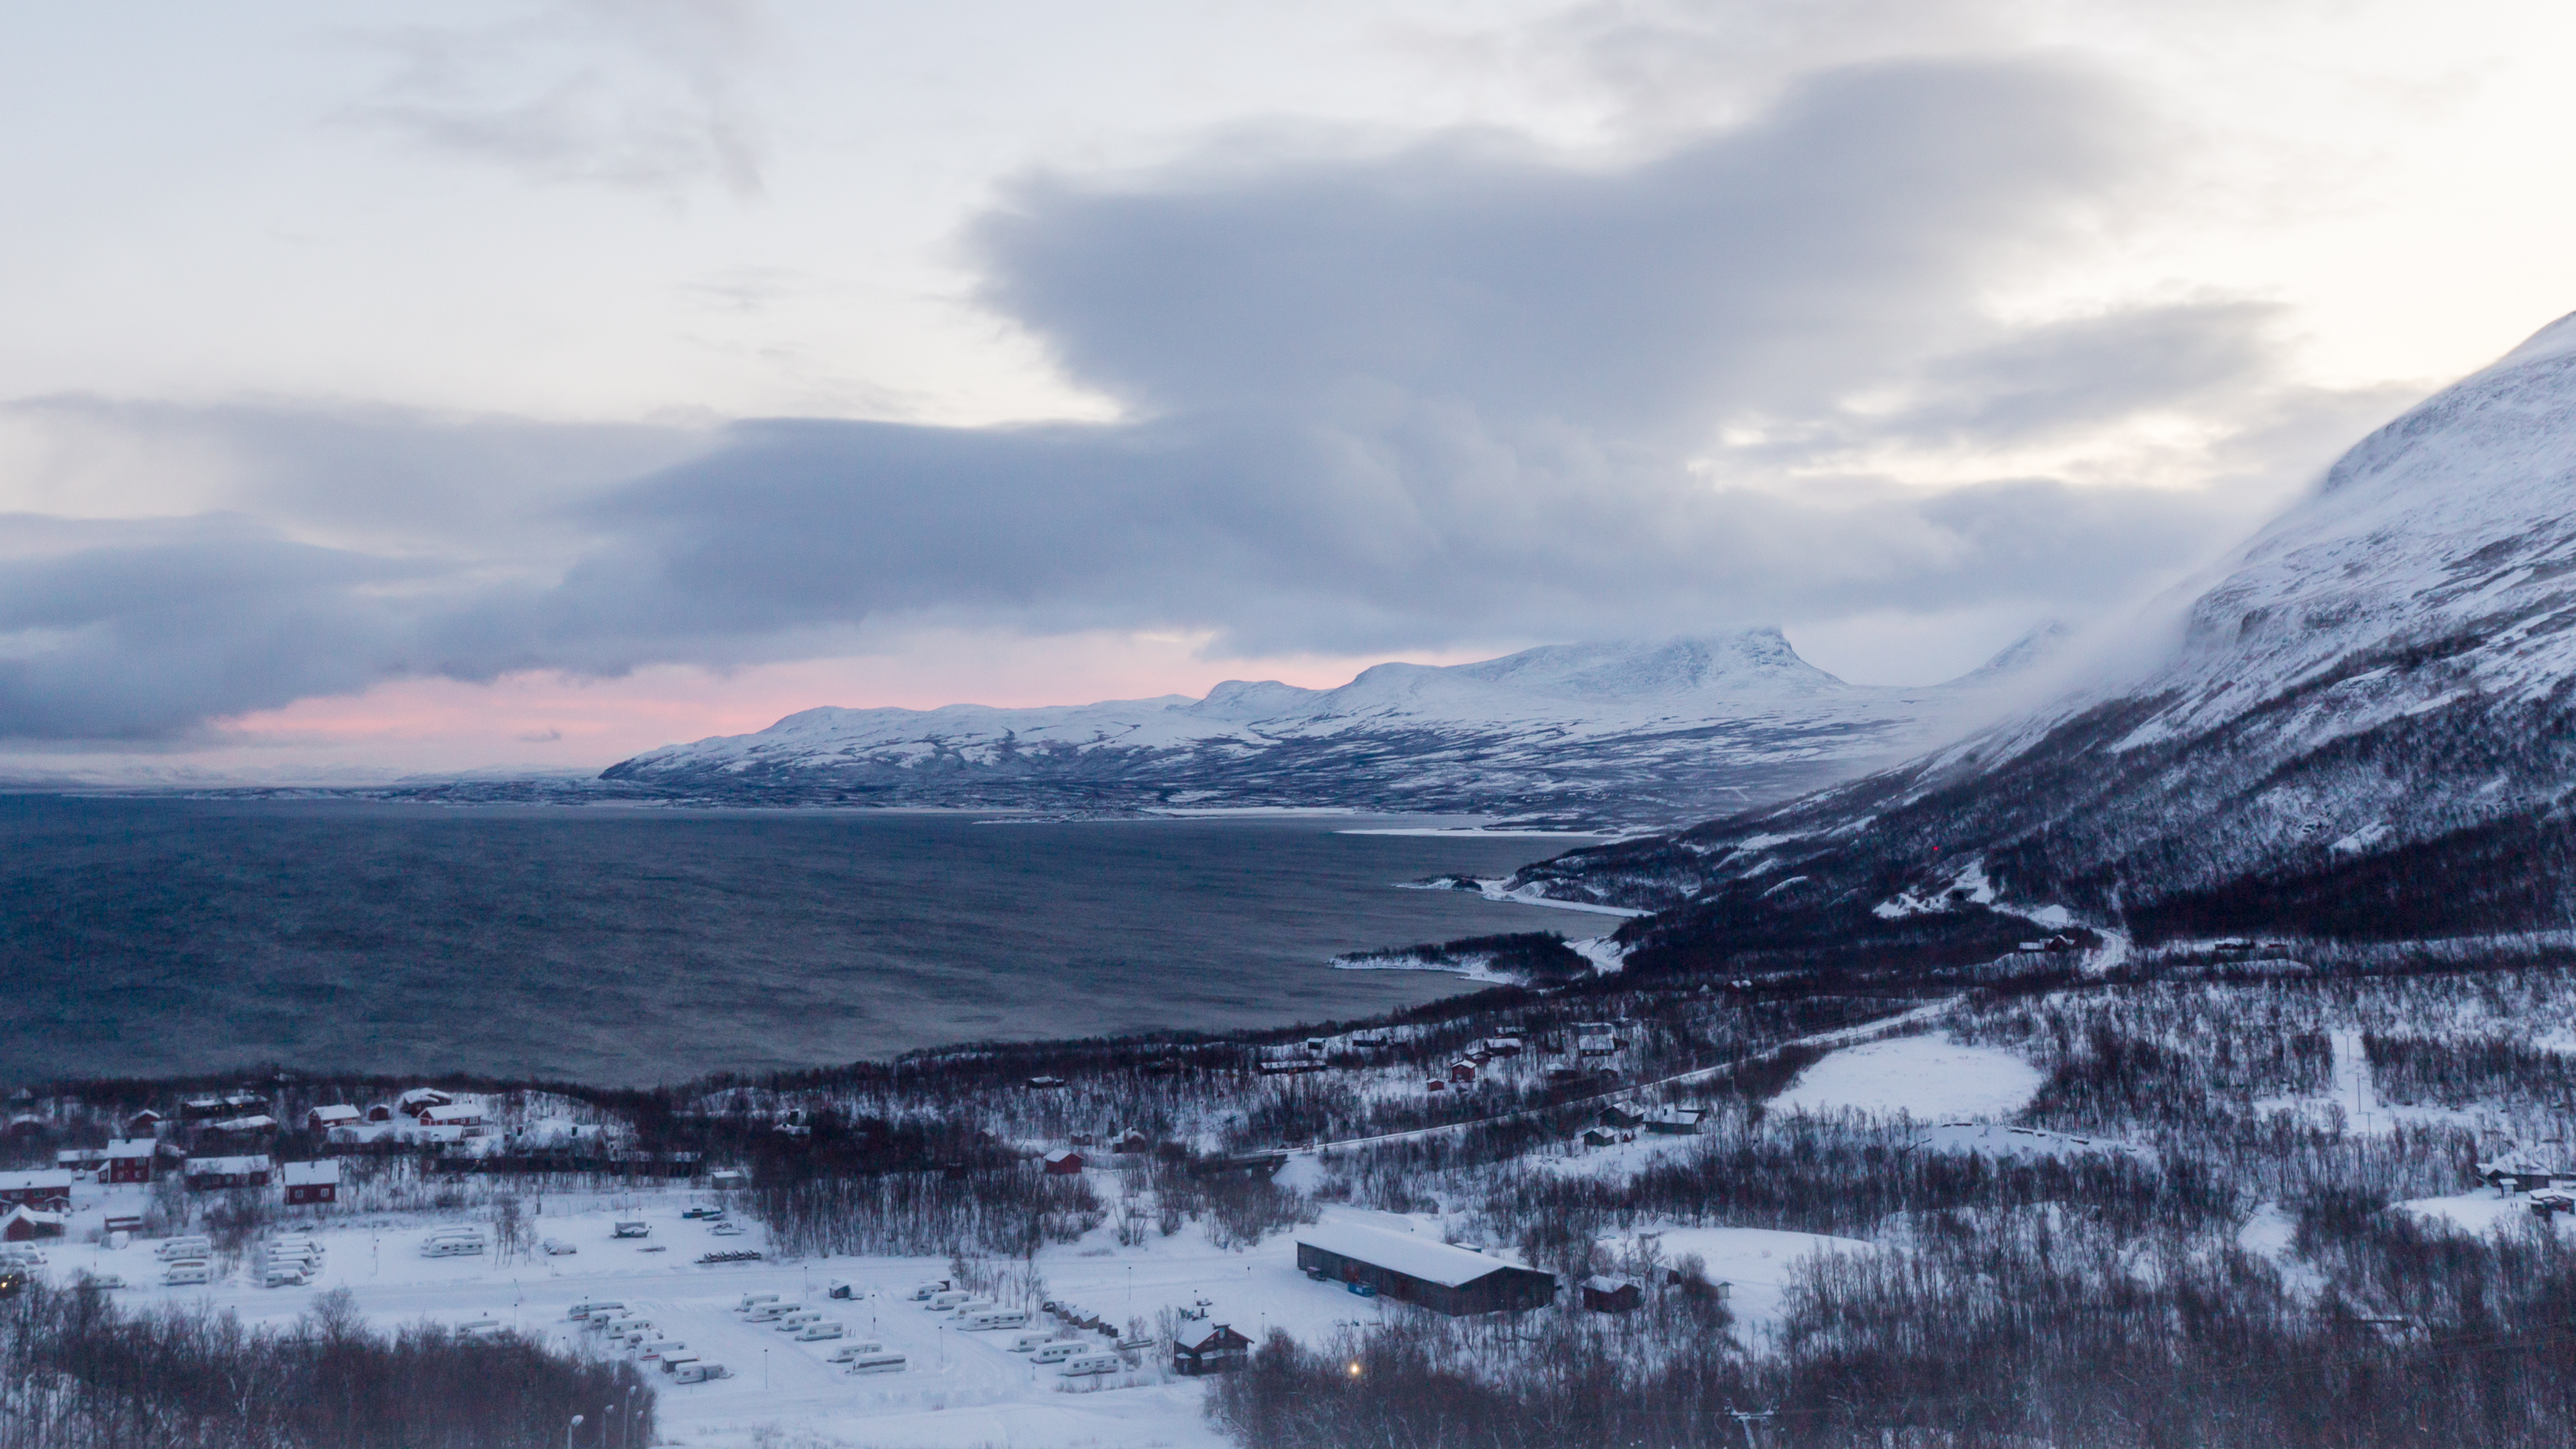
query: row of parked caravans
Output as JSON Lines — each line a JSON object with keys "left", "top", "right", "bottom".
{"left": 900, "top": 1283, "right": 1121, "bottom": 1375}
{"left": 149, "top": 1233, "right": 329, "bottom": 1288}
{"left": 569, "top": 1302, "right": 725, "bottom": 1379}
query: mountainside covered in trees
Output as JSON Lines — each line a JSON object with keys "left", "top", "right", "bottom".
{"left": 1511, "top": 312, "right": 2576, "bottom": 976}
{"left": 600, "top": 628, "right": 2055, "bottom": 824}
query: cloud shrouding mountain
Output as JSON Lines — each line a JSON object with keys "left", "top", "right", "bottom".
{"left": 0, "top": 58, "right": 2401, "bottom": 742}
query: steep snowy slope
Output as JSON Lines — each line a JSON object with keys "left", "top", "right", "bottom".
{"left": 600, "top": 629, "right": 2045, "bottom": 823}
{"left": 1520, "top": 313, "right": 2576, "bottom": 969}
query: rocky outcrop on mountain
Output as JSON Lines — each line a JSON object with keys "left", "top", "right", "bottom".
{"left": 1512, "top": 313, "right": 2576, "bottom": 975}
{"left": 599, "top": 628, "right": 2053, "bottom": 825}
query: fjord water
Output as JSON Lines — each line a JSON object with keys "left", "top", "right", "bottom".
{"left": 0, "top": 798, "right": 1591, "bottom": 1084}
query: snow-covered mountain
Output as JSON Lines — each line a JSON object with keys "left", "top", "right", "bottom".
{"left": 1518, "top": 312, "right": 2576, "bottom": 970}
{"left": 600, "top": 628, "right": 2053, "bottom": 824}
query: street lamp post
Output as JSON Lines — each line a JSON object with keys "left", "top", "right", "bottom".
{"left": 564, "top": 1413, "right": 583, "bottom": 1449}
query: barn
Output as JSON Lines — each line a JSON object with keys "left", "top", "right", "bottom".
{"left": 1, "top": 1206, "right": 66, "bottom": 1242}
{"left": 1295, "top": 1221, "right": 1557, "bottom": 1315}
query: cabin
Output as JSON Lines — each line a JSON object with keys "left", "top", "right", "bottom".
{"left": 2478, "top": 1157, "right": 2570, "bottom": 1195}
{"left": 1110, "top": 1128, "right": 1153, "bottom": 1155}
{"left": 221, "top": 1092, "right": 266, "bottom": 1112}
{"left": 1597, "top": 1104, "right": 1646, "bottom": 1130}
{"left": 1042, "top": 1149, "right": 1084, "bottom": 1175}
{"left": 1581, "top": 1276, "right": 1642, "bottom": 1313}
{"left": 1425, "top": 1078, "right": 1446, "bottom": 1093}
{"left": 1448, "top": 1060, "right": 1477, "bottom": 1083}
{"left": 419, "top": 1103, "right": 484, "bottom": 1129}
{"left": 1171, "top": 1319, "right": 1254, "bottom": 1375}
{"left": 56, "top": 1146, "right": 106, "bottom": 1173}
{"left": 126, "top": 1109, "right": 165, "bottom": 1136}
{"left": 397, "top": 1089, "right": 454, "bottom": 1119}
{"left": 1295, "top": 1222, "right": 1557, "bottom": 1316}
{"left": 2, "top": 1206, "right": 66, "bottom": 1242}
{"left": 282, "top": 1160, "right": 341, "bottom": 1205}
{"left": 1580, "top": 1127, "right": 1620, "bottom": 1149}
{"left": 1483, "top": 1038, "right": 1523, "bottom": 1057}
{"left": 104, "top": 1138, "right": 157, "bottom": 1184}
{"left": 0, "top": 1169, "right": 73, "bottom": 1211}
{"left": 184, "top": 1154, "right": 272, "bottom": 1191}
{"left": 306, "top": 1105, "right": 362, "bottom": 1134}
{"left": 1645, "top": 1107, "right": 1705, "bottom": 1136}
{"left": 364, "top": 1103, "right": 395, "bottom": 1123}
{"left": 708, "top": 1168, "right": 749, "bottom": 1189}
{"left": 1575, "top": 1035, "right": 1619, "bottom": 1058}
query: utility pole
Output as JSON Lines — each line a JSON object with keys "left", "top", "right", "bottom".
{"left": 1728, "top": 1406, "right": 1774, "bottom": 1449}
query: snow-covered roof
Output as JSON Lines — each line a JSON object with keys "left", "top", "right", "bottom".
{"left": 211, "top": 1115, "right": 278, "bottom": 1132}
{"left": 104, "top": 1139, "right": 155, "bottom": 1160}
{"left": 0, "top": 1170, "right": 73, "bottom": 1191}
{"left": 1295, "top": 1221, "right": 1533, "bottom": 1288}
{"left": 186, "top": 1154, "right": 270, "bottom": 1175}
{"left": 309, "top": 1105, "right": 361, "bottom": 1123}
{"left": 281, "top": 1160, "right": 339, "bottom": 1186}
{"left": 1174, "top": 1319, "right": 1250, "bottom": 1351}
{"left": 420, "top": 1104, "right": 482, "bottom": 1123}
{"left": 1042, "top": 1148, "right": 1081, "bottom": 1163}
{"left": 1582, "top": 1276, "right": 1636, "bottom": 1294}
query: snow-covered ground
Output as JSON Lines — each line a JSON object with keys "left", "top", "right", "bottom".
{"left": 16, "top": 1182, "right": 1547, "bottom": 1448}
{"left": 1771, "top": 1035, "right": 2044, "bottom": 1120}
{"left": 1593, "top": 1226, "right": 1875, "bottom": 1342}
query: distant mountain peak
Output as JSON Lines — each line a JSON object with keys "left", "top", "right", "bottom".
{"left": 599, "top": 625, "right": 2026, "bottom": 822}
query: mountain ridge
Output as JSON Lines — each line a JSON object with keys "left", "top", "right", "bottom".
{"left": 1508, "top": 311, "right": 2576, "bottom": 975}
{"left": 597, "top": 626, "right": 2057, "bottom": 824}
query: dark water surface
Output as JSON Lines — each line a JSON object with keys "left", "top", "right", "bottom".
{"left": 0, "top": 799, "right": 1592, "bottom": 1084}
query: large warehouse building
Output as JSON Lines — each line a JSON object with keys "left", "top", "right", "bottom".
{"left": 1295, "top": 1220, "right": 1557, "bottom": 1315}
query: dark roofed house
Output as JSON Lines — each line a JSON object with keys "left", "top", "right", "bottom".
{"left": 1295, "top": 1222, "right": 1556, "bottom": 1316}
{"left": 126, "top": 1109, "right": 165, "bottom": 1136}
{"left": 1580, "top": 1127, "right": 1620, "bottom": 1149}
{"left": 1172, "top": 1319, "right": 1254, "bottom": 1375}
{"left": 1645, "top": 1107, "right": 1705, "bottom": 1136}
{"left": 1582, "top": 1276, "right": 1643, "bottom": 1313}
{"left": 184, "top": 1155, "right": 272, "bottom": 1191}
{"left": 1597, "top": 1104, "right": 1646, "bottom": 1130}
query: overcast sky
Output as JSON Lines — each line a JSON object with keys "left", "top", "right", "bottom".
{"left": 2, "top": 0, "right": 2569, "bottom": 779}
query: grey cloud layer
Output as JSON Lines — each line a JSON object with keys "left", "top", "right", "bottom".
{"left": 1, "top": 58, "right": 2366, "bottom": 740}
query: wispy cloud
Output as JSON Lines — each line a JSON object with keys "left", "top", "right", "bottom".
{"left": 342, "top": 0, "right": 770, "bottom": 200}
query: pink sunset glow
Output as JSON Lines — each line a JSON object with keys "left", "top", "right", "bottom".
{"left": 178, "top": 631, "right": 1492, "bottom": 780}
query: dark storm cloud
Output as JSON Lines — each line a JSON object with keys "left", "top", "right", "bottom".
{"left": 0, "top": 57, "right": 2341, "bottom": 739}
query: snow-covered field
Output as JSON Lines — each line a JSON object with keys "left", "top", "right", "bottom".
{"left": 1592, "top": 1226, "right": 1874, "bottom": 1342}
{"left": 20, "top": 1180, "right": 1529, "bottom": 1448}
{"left": 1771, "top": 1035, "right": 2044, "bottom": 1120}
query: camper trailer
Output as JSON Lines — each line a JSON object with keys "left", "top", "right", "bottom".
{"left": 771, "top": 1311, "right": 825, "bottom": 1333}
{"left": 155, "top": 1237, "right": 212, "bottom": 1261}
{"left": 163, "top": 1263, "right": 214, "bottom": 1287}
{"left": 733, "top": 1294, "right": 780, "bottom": 1314}
{"left": 671, "top": 1361, "right": 728, "bottom": 1384}
{"left": 568, "top": 1301, "right": 625, "bottom": 1320}
{"left": 825, "top": 1341, "right": 887, "bottom": 1362}
{"left": 1030, "top": 1340, "right": 1089, "bottom": 1364}
{"left": 1059, "top": 1351, "right": 1123, "bottom": 1377}
{"left": 612, "top": 1220, "right": 650, "bottom": 1239}
{"left": 923, "top": 1289, "right": 970, "bottom": 1311}
{"left": 959, "top": 1308, "right": 1030, "bottom": 1331}
{"left": 794, "top": 1321, "right": 845, "bottom": 1341}
{"left": 845, "top": 1352, "right": 908, "bottom": 1375}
